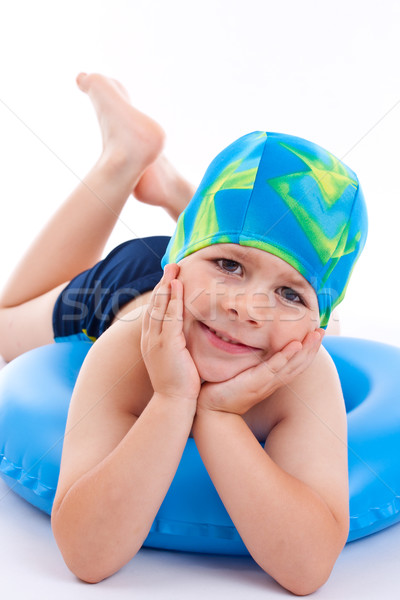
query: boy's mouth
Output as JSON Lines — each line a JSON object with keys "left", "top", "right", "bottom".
{"left": 199, "top": 322, "right": 263, "bottom": 354}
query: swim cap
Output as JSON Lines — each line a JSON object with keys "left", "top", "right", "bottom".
{"left": 161, "top": 131, "right": 368, "bottom": 328}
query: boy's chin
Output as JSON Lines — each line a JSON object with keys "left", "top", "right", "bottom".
{"left": 195, "top": 359, "right": 242, "bottom": 384}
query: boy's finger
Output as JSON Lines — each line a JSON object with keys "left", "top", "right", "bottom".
{"left": 279, "top": 330, "right": 322, "bottom": 368}
{"left": 147, "top": 269, "right": 175, "bottom": 336}
{"left": 303, "top": 329, "right": 324, "bottom": 348}
{"left": 263, "top": 350, "right": 296, "bottom": 377}
{"left": 147, "top": 264, "right": 172, "bottom": 302}
{"left": 149, "top": 289, "right": 171, "bottom": 337}
{"left": 273, "top": 331, "right": 323, "bottom": 379}
{"left": 162, "top": 279, "right": 184, "bottom": 337}
{"left": 242, "top": 343, "right": 301, "bottom": 395}
{"left": 289, "top": 331, "right": 322, "bottom": 368}
{"left": 219, "top": 330, "right": 324, "bottom": 406}
{"left": 144, "top": 265, "right": 181, "bottom": 341}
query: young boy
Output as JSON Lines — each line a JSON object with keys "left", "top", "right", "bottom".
{"left": 0, "top": 73, "right": 367, "bottom": 594}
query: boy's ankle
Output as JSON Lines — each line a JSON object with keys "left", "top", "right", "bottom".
{"left": 96, "top": 150, "right": 152, "bottom": 186}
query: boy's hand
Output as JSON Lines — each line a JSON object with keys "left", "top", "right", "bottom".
{"left": 196, "top": 329, "right": 325, "bottom": 415}
{"left": 141, "top": 264, "right": 201, "bottom": 404}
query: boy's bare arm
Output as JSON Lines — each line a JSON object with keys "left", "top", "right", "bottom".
{"left": 192, "top": 346, "right": 349, "bottom": 596}
{"left": 52, "top": 267, "right": 199, "bottom": 583}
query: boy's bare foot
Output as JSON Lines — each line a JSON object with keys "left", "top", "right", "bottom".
{"left": 77, "top": 72, "right": 195, "bottom": 220}
{"left": 133, "top": 155, "right": 196, "bottom": 221}
{"left": 76, "top": 72, "right": 165, "bottom": 177}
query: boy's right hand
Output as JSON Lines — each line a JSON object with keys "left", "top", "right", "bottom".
{"left": 141, "top": 264, "right": 201, "bottom": 405}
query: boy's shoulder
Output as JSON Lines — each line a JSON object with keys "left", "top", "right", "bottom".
{"left": 243, "top": 344, "right": 344, "bottom": 441}
{"left": 269, "top": 343, "right": 343, "bottom": 421}
{"left": 90, "top": 302, "right": 153, "bottom": 416}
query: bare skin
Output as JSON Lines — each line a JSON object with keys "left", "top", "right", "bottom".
{"left": 0, "top": 73, "right": 195, "bottom": 361}
{"left": 0, "top": 72, "right": 338, "bottom": 362}
{"left": 0, "top": 73, "right": 347, "bottom": 594}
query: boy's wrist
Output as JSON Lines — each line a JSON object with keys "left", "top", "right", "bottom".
{"left": 192, "top": 403, "right": 242, "bottom": 441}
{"left": 151, "top": 391, "right": 198, "bottom": 416}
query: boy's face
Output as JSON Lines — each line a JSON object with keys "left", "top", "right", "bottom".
{"left": 177, "top": 243, "right": 320, "bottom": 383}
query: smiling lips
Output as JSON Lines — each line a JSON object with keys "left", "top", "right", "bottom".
{"left": 200, "top": 322, "right": 262, "bottom": 354}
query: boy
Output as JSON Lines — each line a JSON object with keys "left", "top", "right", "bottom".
{"left": 0, "top": 73, "right": 367, "bottom": 595}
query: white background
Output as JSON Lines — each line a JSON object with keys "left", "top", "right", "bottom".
{"left": 0, "top": 1, "right": 399, "bottom": 598}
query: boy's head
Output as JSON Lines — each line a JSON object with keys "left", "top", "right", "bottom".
{"left": 161, "top": 131, "right": 368, "bottom": 329}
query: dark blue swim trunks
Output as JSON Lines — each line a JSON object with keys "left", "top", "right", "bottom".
{"left": 52, "top": 235, "right": 170, "bottom": 343}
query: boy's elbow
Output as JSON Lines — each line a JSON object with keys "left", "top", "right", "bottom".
{"left": 53, "top": 533, "right": 125, "bottom": 585}
{"left": 51, "top": 508, "right": 133, "bottom": 584}
{"left": 259, "top": 524, "right": 348, "bottom": 596}
{"left": 59, "top": 546, "right": 112, "bottom": 585}
{"left": 286, "top": 543, "right": 346, "bottom": 595}
{"left": 51, "top": 517, "right": 98, "bottom": 583}
{"left": 264, "top": 561, "right": 333, "bottom": 596}
{"left": 71, "top": 566, "right": 108, "bottom": 585}
{"left": 280, "top": 569, "right": 331, "bottom": 597}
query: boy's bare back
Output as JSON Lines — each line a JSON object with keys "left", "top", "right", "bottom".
{"left": 0, "top": 73, "right": 366, "bottom": 594}
{"left": 52, "top": 270, "right": 348, "bottom": 593}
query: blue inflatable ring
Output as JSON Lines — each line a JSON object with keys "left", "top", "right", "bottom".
{"left": 1, "top": 336, "right": 400, "bottom": 554}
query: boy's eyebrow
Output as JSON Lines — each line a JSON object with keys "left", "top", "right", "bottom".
{"left": 223, "top": 245, "right": 314, "bottom": 292}
{"left": 282, "top": 275, "right": 313, "bottom": 291}
{"left": 272, "top": 269, "right": 316, "bottom": 295}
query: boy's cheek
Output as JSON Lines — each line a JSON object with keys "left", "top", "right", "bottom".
{"left": 182, "top": 285, "right": 219, "bottom": 324}
{"left": 182, "top": 298, "right": 208, "bottom": 323}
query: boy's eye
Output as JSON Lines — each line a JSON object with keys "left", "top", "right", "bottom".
{"left": 277, "top": 286, "right": 304, "bottom": 305}
{"left": 216, "top": 259, "right": 243, "bottom": 275}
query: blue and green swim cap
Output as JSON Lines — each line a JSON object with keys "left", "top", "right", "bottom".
{"left": 161, "top": 131, "right": 368, "bottom": 328}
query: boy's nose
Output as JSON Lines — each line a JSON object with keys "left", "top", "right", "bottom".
{"left": 223, "top": 291, "right": 272, "bottom": 326}
{"left": 226, "top": 307, "right": 260, "bottom": 326}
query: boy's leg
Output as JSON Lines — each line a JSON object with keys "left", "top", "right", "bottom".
{"left": 0, "top": 73, "right": 195, "bottom": 361}
{"left": 0, "top": 73, "right": 165, "bottom": 309}
{"left": 0, "top": 284, "right": 67, "bottom": 362}
{"left": 134, "top": 154, "right": 196, "bottom": 221}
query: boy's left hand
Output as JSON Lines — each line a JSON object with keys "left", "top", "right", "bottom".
{"left": 196, "top": 329, "right": 325, "bottom": 415}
